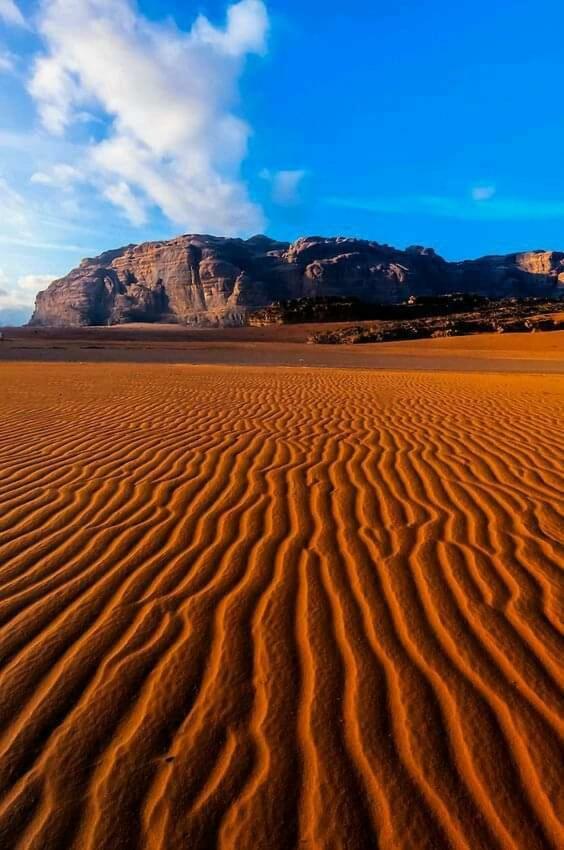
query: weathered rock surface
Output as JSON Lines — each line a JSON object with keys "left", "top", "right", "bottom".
{"left": 30, "top": 234, "right": 564, "bottom": 327}
{"left": 451, "top": 250, "right": 564, "bottom": 297}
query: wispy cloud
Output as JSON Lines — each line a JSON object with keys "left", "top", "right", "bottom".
{"left": 0, "top": 176, "right": 88, "bottom": 251}
{"left": 471, "top": 185, "right": 496, "bottom": 201}
{"left": 0, "top": 0, "right": 26, "bottom": 28}
{"left": 326, "top": 192, "right": 564, "bottom": 221}
{"left": 0, "top": 176, "right": 29, "bottom": 230}
{"left": 0, "top": 49, "right": 16, "bottom": 72}
{"left": 0, "top": 235, "right": 86, "bottom": 251}
{"left": 260, "top": 168, "right": 307, "bottom": 204}
{"left": 103, "top": 181, "right": 147, "bottom": 227}
{"left": 31, "top": 164, "right": 82, "bottom": 191}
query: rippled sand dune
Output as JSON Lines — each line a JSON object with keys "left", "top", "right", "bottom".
{"left": 0, "top": 362, "right": 562, "bottom": 850}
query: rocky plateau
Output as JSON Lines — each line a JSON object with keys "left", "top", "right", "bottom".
{"left": 30, "top": 234, "right": 564, "bottom": 327}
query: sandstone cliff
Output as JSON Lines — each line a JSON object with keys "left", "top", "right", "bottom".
{"left": 30, "top": 235, "right": 564, "bottom": 327}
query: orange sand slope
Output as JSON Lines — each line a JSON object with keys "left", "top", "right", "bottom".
{"left": 0, "top": 363, "right": 563, "bottom": 850}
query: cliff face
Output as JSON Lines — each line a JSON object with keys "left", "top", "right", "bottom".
{"left": 30, "top": 235, "right": 564, "bottom": 327}
{"left": 452, "top": 251, "right": 564, "bottom": 297}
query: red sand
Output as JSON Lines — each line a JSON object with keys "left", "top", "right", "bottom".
{"left": 0, "top": 332, "right": 562, "bottom": 849}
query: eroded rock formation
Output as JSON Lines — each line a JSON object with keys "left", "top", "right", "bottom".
{"left": 30, "top": 234, "right": 564, "bottom": 327}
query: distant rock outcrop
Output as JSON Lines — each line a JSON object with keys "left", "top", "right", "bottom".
{"left": 451, "top": 251, "right": 564, "bottom": 297}
{"left": 30, "top": 234, "right": 564, "bottom": 327}
{"left": 309, "top": 297, "right": 564, "bottom": 344}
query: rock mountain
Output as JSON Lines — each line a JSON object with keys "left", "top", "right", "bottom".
{"left": 30, "top": 234, "right": 564, "bottom": 327}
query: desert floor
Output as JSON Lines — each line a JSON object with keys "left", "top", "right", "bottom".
{"left": 0, "top": 331, "right": 563, "bottom": 849}
{"left": 2, "top": 322, "right": 564, "bottom": 372}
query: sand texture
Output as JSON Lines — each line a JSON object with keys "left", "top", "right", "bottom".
{"left": 0, "top": 361, "right": 563, "bottom": 850}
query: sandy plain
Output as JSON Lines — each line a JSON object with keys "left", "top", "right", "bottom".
{"left": 0, "top": 328, "right": 562, "bottom": 850}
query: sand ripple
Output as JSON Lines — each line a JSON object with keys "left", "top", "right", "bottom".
{"left": 0, "top": 363, "right": 562, "bottom": 850}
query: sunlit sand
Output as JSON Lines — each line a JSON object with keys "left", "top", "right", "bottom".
{"left": 0, "top": 337, "right": 562, "bottom": 849}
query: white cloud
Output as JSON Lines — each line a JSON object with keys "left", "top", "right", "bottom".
{"left": 31, "top": 163, "right": 82, "bottom": 190}
{"left": 471, "top": 185, "right": 496, "bottom": 202}
{"left": 0, "top": 0, "right": 25, "bottom": 28}
{"left": 0, "top": 269, "right": 55, "bottom": 320}
{"left": 260, "top": 168, "right": 307, "bottom": 204}
{"left": 28, "top": 0, "right": 269, "bottom": 235}
{"left": 17, "top": 273, "right": 57, "bottom": 293}
{"left": 192, "top": 0, "right": 268, "bottom": 57}
{"left": 103, "top": 181, "right": 147, "bottom": 226}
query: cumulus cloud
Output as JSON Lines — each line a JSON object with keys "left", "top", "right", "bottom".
{"left": 28, "top": 0, "right": 269, "bottom": 235}
{"left": 260, "top": 168, "right": 307, "bottom": 204}
{"left": 0, "top": 0, "right": 25, "bottom": 28}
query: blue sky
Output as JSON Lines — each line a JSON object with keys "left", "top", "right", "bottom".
{"left": 2, "top": 0, "right": 564, "bottom": 322}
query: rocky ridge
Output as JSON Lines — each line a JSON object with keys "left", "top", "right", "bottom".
{"left": 30, "top": 234, "right": 564, "bottom": 327}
